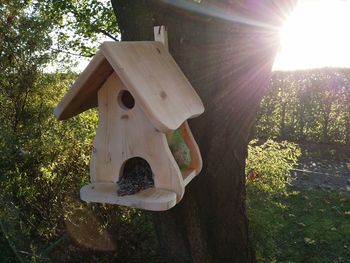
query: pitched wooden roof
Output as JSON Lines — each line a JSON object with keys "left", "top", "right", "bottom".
{"left": 54, "top": 41, "right": 204, "bottom": 132}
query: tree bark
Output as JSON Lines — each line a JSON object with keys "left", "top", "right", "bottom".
{"left": 321, "top": 103, "right": 331, "bottom": 143}
{"left": 346, "top": 120, "right": 350, "bottom": 145}
{"left": 111, "top": 1, "right": 296, "bottom": 262}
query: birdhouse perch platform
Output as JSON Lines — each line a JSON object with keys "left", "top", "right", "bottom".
{"left": 54, "top": 26, "right": 204, "bottom": 211}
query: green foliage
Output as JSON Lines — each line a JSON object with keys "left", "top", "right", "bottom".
{"left": 0, "top": 72, "right": 93, "bottom": 260}
{"left": 0, "top": 227, "right": 17, "bottom": 263}
{"left": 1, "top": 0, "right": 118, "bottom": 73}
{"left": 39, "top": 0, "right": 119, "bottom": 59}
{"left": 246, "top": 140, "right": 349, "bottom": 262}
{"left": 0, "top": 1, "right": 54, "bottom": 67}
{"left": 0, "top": 71, "right": 160, "bottom": 261}
{"left": 256, "top": 68, "right": 350, "bottom": 145}
{"left": 247, "top": 188, "right": 350, "bottom": 262}
{"left": 246, "top": 139, "right": 301, "bottom": 193}
{"left": 0, "top": 2, "right": 158, "bottom": 261}
{"left": 246, "top": 139, "right": 301, "bottom": 260}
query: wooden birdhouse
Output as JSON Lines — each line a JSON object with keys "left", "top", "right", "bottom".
{"left": 54, "top": 26, "right": 204, "bottom": 211}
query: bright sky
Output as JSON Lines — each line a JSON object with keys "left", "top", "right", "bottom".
{"left": 273, "top": 0, "right": 350, "bottom": 71}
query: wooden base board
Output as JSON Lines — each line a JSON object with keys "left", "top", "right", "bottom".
{"left": 80, "top": 183, "right": 177, "bottom": 211}
{"left": 182, "top": 169, "right": 197, "bottom": 186}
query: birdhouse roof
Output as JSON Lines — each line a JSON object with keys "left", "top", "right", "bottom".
{"left": 54, "top": 41, "right": 204, "bottom": 132}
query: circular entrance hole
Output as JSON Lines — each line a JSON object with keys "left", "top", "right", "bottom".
{"left": 117, "top": 157, "right": 154, "bottom": 196}
{"left": 118, "top": 90, "right": 135, "bottom": 109}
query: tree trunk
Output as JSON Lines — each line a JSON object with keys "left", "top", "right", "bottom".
{"left": 298, "top": 106, "right": 305, "bottom": 142}
{"left": 345, "top": 113, "right": 350, "bottom": 145}
{"left": 321, "top": 104, "right": 331, "bottom": 144}
{"left": 111, "top": 1, "right": 296, "bottom": 262}
{"left": 280, "top": 102, "right": 287, "bottom": 139}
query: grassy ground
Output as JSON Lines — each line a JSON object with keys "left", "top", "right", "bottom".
{"left": 247, "top": 186, "right": 350, "bottom": 263}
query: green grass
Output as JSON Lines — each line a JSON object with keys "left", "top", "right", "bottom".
{"left": 247, "top": 186, "right": 350, "bottom": 263}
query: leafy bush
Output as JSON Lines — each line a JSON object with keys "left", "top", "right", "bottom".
{"left": 0, "top": 72, "right": 160, "bottom": 262}
{"left": 246, "top": 139, "right": 301, "bottom": 193}
{"left": 246, "top": 139, "right": 301, "bottom": 262}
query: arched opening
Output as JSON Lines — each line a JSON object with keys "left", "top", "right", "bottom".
{"left": 117, "top": 157, "right": 154, "bottom": 196}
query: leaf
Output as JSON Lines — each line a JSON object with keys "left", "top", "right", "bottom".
{"left": 344, "top": 211, "right": 350, "bottom": 217}
{"left": 304, "top": 237, "right": 315, "bottom": 245}
{"left": 297, "top": 222, "right": 306, "bottom": 229}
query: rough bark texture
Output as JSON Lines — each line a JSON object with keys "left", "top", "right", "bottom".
{"left": 111, "top": 1, "right": 296, "bottom": 262}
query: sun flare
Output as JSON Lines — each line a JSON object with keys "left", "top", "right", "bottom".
{"left": 273, "top": 0, "right": 350, "bottom": 71}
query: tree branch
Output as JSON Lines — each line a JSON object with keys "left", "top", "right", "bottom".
{"left": 50, "top": 48, "right": 93, "bottom": 58}
{"left": 99, "top": 29, "right": 119, "bottom": 41}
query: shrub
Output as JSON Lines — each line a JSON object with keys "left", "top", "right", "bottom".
{"left": 0, "top": 72, "right": 160, "bottom": 262}
{"left": 246, "top": 139, "right": 301, "bottom": 193}
{"left": 246, "top": 139, "right": 301, "bottom": 262}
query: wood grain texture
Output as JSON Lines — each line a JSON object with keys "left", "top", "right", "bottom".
{"left": 152, "top": 25, "right": 202, "bottom": 187}
{"left": 88, "top": 73, "right": 185, "bottom": 203}
{"left": 55, "top": 26, "right": 205, "bottom": 211}
{"left": 54, "top": 41, "right": 204, "bottom": 132}
{"left": 80, "top": 183, "right": 177, "bottom": 211}
{"left": 54, "top": 51, "right": 113, "bottom": 120}
{"left": 100, "top": 41, "right": 204, "bottom": 132}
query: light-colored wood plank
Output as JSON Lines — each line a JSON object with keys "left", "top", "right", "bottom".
{"left": 90, "top": 73, "right": 185, "bottom": 202}
{"left": 101, "top": 41, "right": 204, "bottom": 132}
{"left": 54, "top": 51, "right": 113, "bottom": 120}
{"left": 182, "top": 169, "right": 197, "bottom": 186}
{"left": 80, "top": 183, "right": 177, "bottom": 211}
{"left": 54, "top": 41, "right": 204, "bottom": 131}
{"left": 154, "top": 25, "right": 168, "bottom": 50}
{"left": 153, "top": 26, "right": 202, "bottom": 186}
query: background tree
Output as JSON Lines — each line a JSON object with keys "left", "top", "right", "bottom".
{"left": 256, "top": 68, "right": 350, "bottom": 145}
{"left": 39, "top": 0, "right": 118, "bottom": 59}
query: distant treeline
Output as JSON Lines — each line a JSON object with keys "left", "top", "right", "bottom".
{"left": 255, "top": 68, "right": 350, "bottom": 145}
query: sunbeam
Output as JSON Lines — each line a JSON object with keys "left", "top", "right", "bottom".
{"left": 161, "top": 0, "right": 279, "bottom": 30}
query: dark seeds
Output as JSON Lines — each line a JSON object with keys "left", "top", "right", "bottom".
{"left": 117, "top": 157, "right": 154, "bottom": 196}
